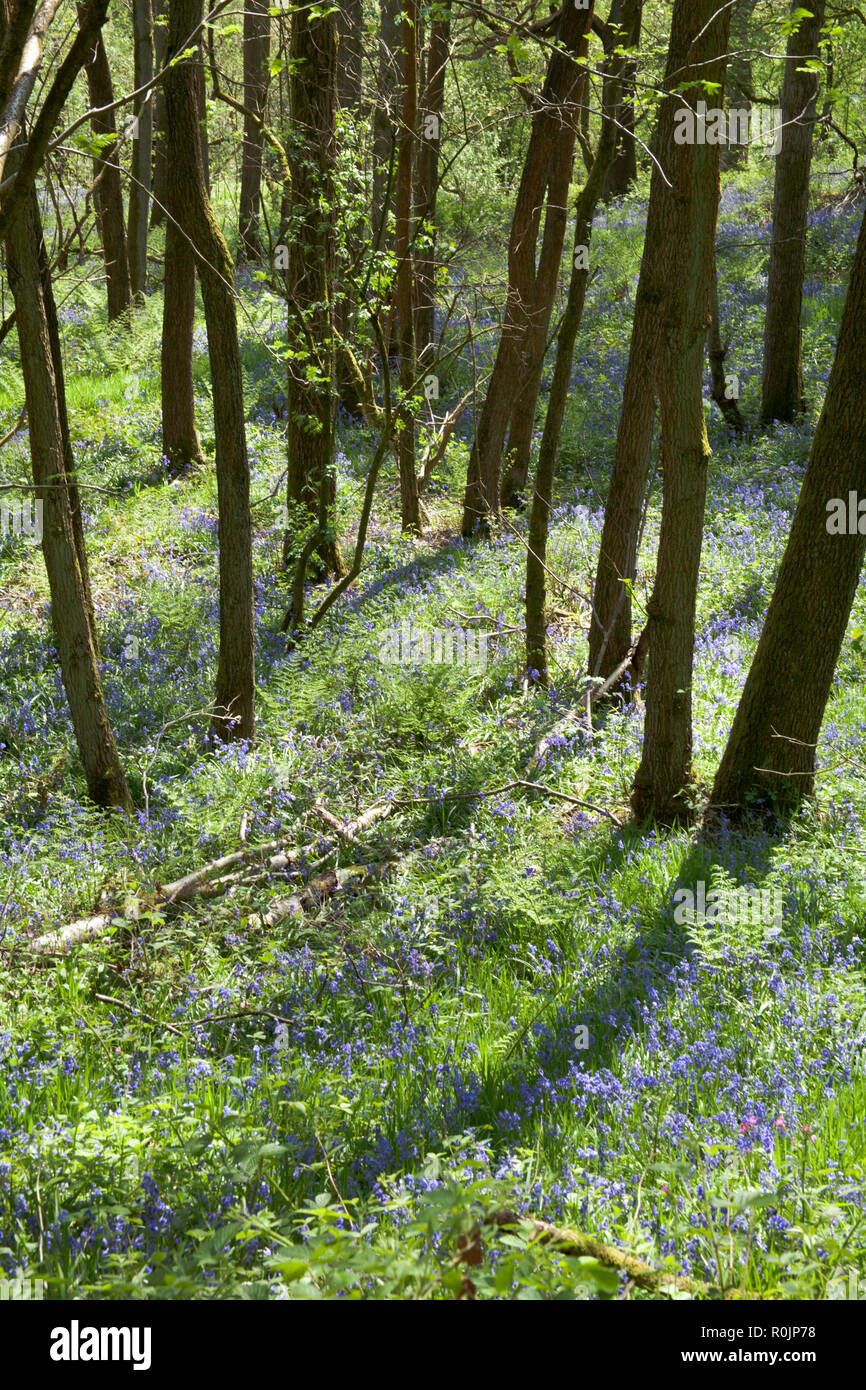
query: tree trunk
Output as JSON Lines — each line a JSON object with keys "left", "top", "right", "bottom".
{"left": 460, "top": 3, "right": 593, "bottom": 537}
{"left": 150, "top": 0, "right": 167, "bottom": 227}
{"left": 720, "top": 0, "right": 757, "bottom": 171}
{"left": 161, "top": 11, "right": 202, "bottom": 470}
{"left": 499, "top": 141, "right": 575, "bottom": 510}
{"left": 127, "top": 0, "right": 153, "bottom": 298}
{"left": 372, "top": 0, "right": 401, "bottom": 246}
{"left": 0, "top": 1, "right": 58, "bottom": 184}
{"left": 237, "top": 0, "right": 269, "bottom": 261}
{"left": 589, "top": 0, "right": 716, "bottom": 684}
{"left": 395, "top": 0, "right": 421, "bottom": 533}
{"left": 587, "top": 274, "right": 661, "bottom": 681}
{"left": 282, "top": 4, "right": 345, "bottom": 579}
{"left": 166, "top": 0, "right": 255, "bottom": 744}
{"left": 760, "top": 0, "right": 825, "bottom": 426}
{"left": 334, "top": 0, "right": 365, "bottom": 415}
{"left": 79, "top": 12, "right": 132, "bottom": 322}
{"left": 601, "top": 0, "right": 641, "bottom": 201}
{"left": 526, "top": 10, "right": 633, "bottom": 683}
{"left": 336, "top": 0, "right": 363, "bottom": 111}
{"left": 630, "top": 0, "right": 732, "bottom": 825}
{"left": 414, "top": 0, "right": 450, "bottom": 367}
{"left": 711, "top": 206, "right": 866, "bottom": 814}
{"left": 708, "top": 250, "right": 745, "bottom": 430}
{"left": 5, "top": 185, "right": 132, "bottom": 812}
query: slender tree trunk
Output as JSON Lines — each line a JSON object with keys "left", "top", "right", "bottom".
{"left": 282, "top": 5, "right": 344, "bottom": 578}
{"left": 587, "top": 277, "right": 661, "bottom": 681}
{"left": 720, "top": 0, "right": 757, "bottom": 171}
{"left": 150, "top": 0, "right": 167, "bottom": 227}
{"left": 38, "top": 185, "right": 100, "bottom": 653}
{"left": 334, "top": 0, "right": 365, "bottom": 415}
{"left": 79, "top": 12, "right": 132, "bottom": 322}
{"left": 372, "top": 0, "right": 401, "bottom": 245}
{"left": 166, "top": 0, "right": 255, "bottom": 743}
{"left": 461, "top": 3, "right": 594, "bottom": 537}
{"left": 601, "top": 0, "right": 641, "bottom": 201}
{"left": 5, "top": 185, "right": 132, "bottom": 812}
{"left": 499, "top": 145, "right": 574, "bottom": 509}
{"left": 336, "top": 0, "right": 363, "bottom": 111}
{"left": 630, "top": 0, "right": 732, "bottom": 825}
{"left": 526, "top": 11, "right": 633, "bottom": 682}
{"left": 414, "top": 0, "right": 450, "bottom": 367}
{"left": 708, "top": 251, "right": 745, "bottom": 430}
{"left": 237, "top": 0, "right": 269, "bottom": 261}
{"left": 395, "top": 0, "right": 420, "bottom": 533}
{"left": 590, "top": 0, "right": 712, "bottom": 684}
{"left": 712, "top": 206, "right": 866, "bottom": 812}
{"left": 0, "top": 2, "right": 41, "bottom": 116}
{"left": 760, "top": 0, "right": 825, "bottom": 426}
{"left": 127, "top": 0, "right": 153, "bottom": 298}
{"left": 161, "top": 11, "right": 202, "bottom": 470}
{"left": 125, "top": 0, "right": 152, "bottom": 298}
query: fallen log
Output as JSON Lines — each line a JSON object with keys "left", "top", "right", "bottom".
{"left": 21, "top": 798, "right": 392, "bottom": 953}
{"left": 482, "top": 1209, "right": 752, "bottom": 1299}
{"left": 312, "top": 800, "right": 392, "bottom": 844}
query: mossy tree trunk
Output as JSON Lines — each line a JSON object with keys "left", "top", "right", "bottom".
{"left": 282, "top": 4, "right": 345, "bottom": 579}
{"left": 395, "top": 0, "right": 421, "bottom": 534}
{"left": 630, "top": 0, "right": 732, "bottom": 825}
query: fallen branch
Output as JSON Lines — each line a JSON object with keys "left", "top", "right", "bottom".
{"left": 311, "top": 800, "right": 392, "bottom": 845}
{"left": 483, "top": 1209, "right": 749, "bottom": 1299}
{"left": 21, "top": 807, "right": 383, "bottom": 953}
{"left": 393, "top": 780, "right": 622, "bottom": 828}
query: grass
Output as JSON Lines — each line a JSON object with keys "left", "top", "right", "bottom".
{"left": 0, "top": 160, "right": 865, "bottom": 1300}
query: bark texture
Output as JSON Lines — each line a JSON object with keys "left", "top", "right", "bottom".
{"left": 630, "top": 0, "right": 732, "bottom": 824}
{"left": 79, "top": 12, "right": 132, "bottom": 321}
{"left": 237, "top": 0, "right": 269, "bottom": 261}
{"left": 712, "top": 204, "right": 866, "bottom": 813}
{"left": 282, "top": 5, "right": 345, "bottom": 577}
{"left": 760, "top": 0, "right": 825, "bottom": 425}
{"left": 166, "top": 0, "right": 255, "bottom": 744}
{"left": 6, "top": 185, "right": 132, "bottom": 811}
{"left": 127, "top": 0, "right": 154, "bottom": 297}
{"left": 461, "top": 2, "right": 594, "bottom": 536}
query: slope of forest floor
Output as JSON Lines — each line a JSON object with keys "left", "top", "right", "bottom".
{"left": 0, "top": 172, "right": 865, "bottom": 1299}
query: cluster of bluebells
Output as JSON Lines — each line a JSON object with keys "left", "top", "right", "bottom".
{"left": 1, "top": 187, "right": 865, "bottom": 1295}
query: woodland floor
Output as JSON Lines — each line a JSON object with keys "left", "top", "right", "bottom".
{"left": 0, "top": 167, "right": 865, "bottom": 1299}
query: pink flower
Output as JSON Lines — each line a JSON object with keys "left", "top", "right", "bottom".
{"left": 774, "top": 1115, "right": 786, "bottom": 1130}
{"left": 738, "top": 1114, "right": 758, "bottom": 1134}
